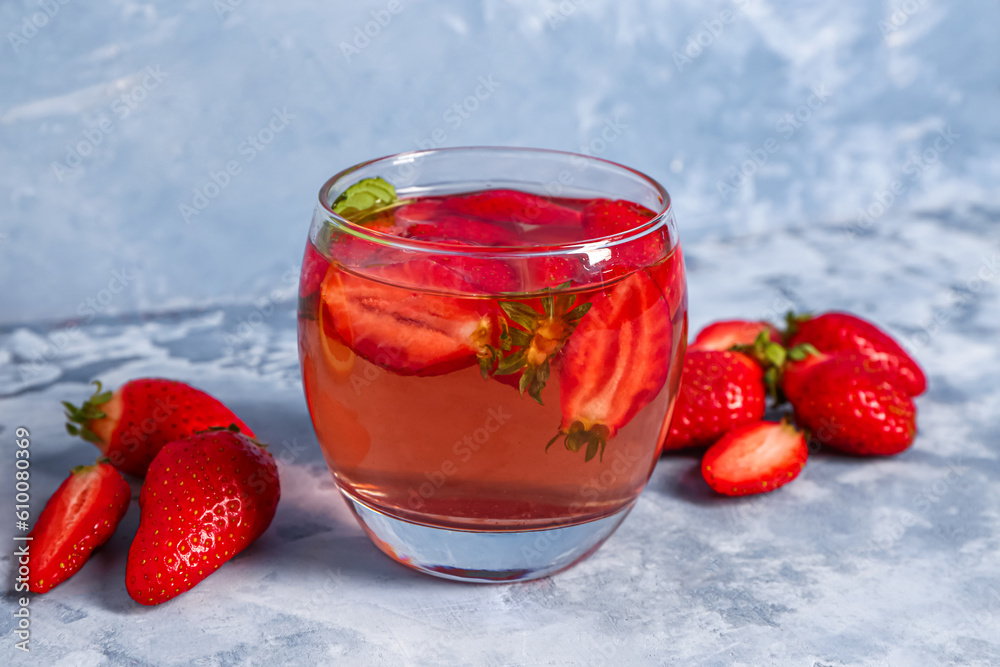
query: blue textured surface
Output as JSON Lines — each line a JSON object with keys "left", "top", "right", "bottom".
{"left": 2, "top": 1, "right": 999, "bottom": 665}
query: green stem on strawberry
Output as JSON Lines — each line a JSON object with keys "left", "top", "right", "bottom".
{"left": 783, "top": 310, "right": 814, "bottom": 339}
{"left": 486, "top": 284, "right": 592, "bottom": 405}
{"left": 733, "top": 330, "right": 819, "bottom": 403}
{"left": 63, "top": 380, "right": 113, "bottom": 445}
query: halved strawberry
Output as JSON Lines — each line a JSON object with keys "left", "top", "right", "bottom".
{"left": 320, "top": 260, "right": 500, "bottom": 376}
{"left": 786, "top": 311, "right": 926, "bottom": 396}
{"left": 443, "top": 189, "right": 580, "bottom": 227}
{"left": 550, "top": 271, "right": 672, "bottom": 461}
{"left": 65, "top": 379, "right": 255, "bottom": 477}
{"left": 690, "top": 320, "right": 782, "bottom": 352}
{"left": 28, "top": 461, "right": 131, "bottom": 593}
{"left": 701, "top": 420, "right": 808, "bottom": 496}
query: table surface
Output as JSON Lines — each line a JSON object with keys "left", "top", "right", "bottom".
{"left": 2, "top": 1, "right": 999, "bottom": 665}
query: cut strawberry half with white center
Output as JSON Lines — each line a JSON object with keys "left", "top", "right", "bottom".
{"left": 701, "top": 420, "right": 808, "bottom": 496}
{"left": 320, "top": 260, "right": 500, "bottom": 376}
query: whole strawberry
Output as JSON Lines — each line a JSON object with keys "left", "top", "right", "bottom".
{"left": 793, "top": 354, "right": 917, "bottom": 456}
{"left": 786, "top": 312, "right": 926, "bottom": 396}
{"left": 64, "top": 379, "right": 255, "bottom": 476}
{"left": 28, "top": 461, "right": 131, "bottom": 593}
{"left": 663, "top": 350, "right": 767, "bottom": 450}
{"left": 126, "top": 427, "right": 279, "bottom": 605}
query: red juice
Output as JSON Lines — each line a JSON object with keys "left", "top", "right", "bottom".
{"left": 298, "top": 189, "right": 687, "bottom": 532}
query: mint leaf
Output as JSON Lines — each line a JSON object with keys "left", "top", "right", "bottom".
{"left": 332, "top": 177, "right": 397, "bottom": 221}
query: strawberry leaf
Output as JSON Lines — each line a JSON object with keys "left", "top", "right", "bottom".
{"left": 519, "top": 366, "right": 536, "bottom": 396}
{"left": 496, "top": 349, "right": 527, "bottom": 375}
{"left": 508, "top": 328, "right": 533, "bottom": 347}
{"left": 764, "top": 343, "right": 787, "bottom": 367}
{"left": 565, "top": 302, "right": 592, "bottom": 323}
{"left": 499, "top": 301, "right": 539, "bottom": 331}
{"left": 788, "top": 343, "right": 819, "bottom": 361}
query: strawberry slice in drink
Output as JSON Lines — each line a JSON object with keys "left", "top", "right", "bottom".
{"left": 442, "top": 189, "right": 581, "bottom": 227}
{"left": 320, "top": 260, "right": 501, "bottom": 376}
{"left": 395, "top": 200, "right": 521, "bottom": 246}
{"left": 550, "top": 271, "right": 673, "bottom": 461}
{"left": 582, "top": 199, "right": 666, "bottom": 278}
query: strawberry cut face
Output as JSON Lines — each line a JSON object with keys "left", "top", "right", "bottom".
{"left": 28, "top": 462, "right": 131, "bottom": 594}
{"left": 701, "top": 421, "right": 808, "bottom": 496}
{"left": 321, "top": 260, "right": 500, "bottom": 377}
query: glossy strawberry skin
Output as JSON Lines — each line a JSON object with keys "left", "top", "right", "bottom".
{"left": 780, "top": 350, "right": 832, "bottom": 405}
{"left": 555, "top": 271, "right": 672, "bottom": 460}
{"left": 793, "top": 355, "right": 917, "bottom": 456}
{"left": 321, "top": 260, "right": 500, "bottom": 376}
{"left": 67, "top": 379, "right": 256, "bottom": 477}
{"left": 28, "top": 462, "right": 131, "bottom": 594}
{"left": 787, "top": 312, "right": 926, "bottom": 396}
{"left": 690, "top": 320, "right": 782, "bottom": 352}
{"left": 663, "top": 350, "right": 767, "bottom": 450}
{"left": 701, "top": 421, "right": 808, "bottom": 496}
{"left": 125, "top": 430, "right": 279, "bottom": 606}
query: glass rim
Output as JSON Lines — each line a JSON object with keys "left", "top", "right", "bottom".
{"left": 315, "top": 146, "right": 675, "bottom": 259}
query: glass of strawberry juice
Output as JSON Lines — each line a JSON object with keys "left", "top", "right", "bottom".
{"left": 297, "top": 147, "right": 687, "bottom": 582}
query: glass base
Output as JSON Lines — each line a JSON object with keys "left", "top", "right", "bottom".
{"left": 344, "top": 494, "right": 634, "bottom": 583}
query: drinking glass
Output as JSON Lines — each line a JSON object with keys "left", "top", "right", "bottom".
{"left": 298, "top": 147, "right": 687, "bottom": 582}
